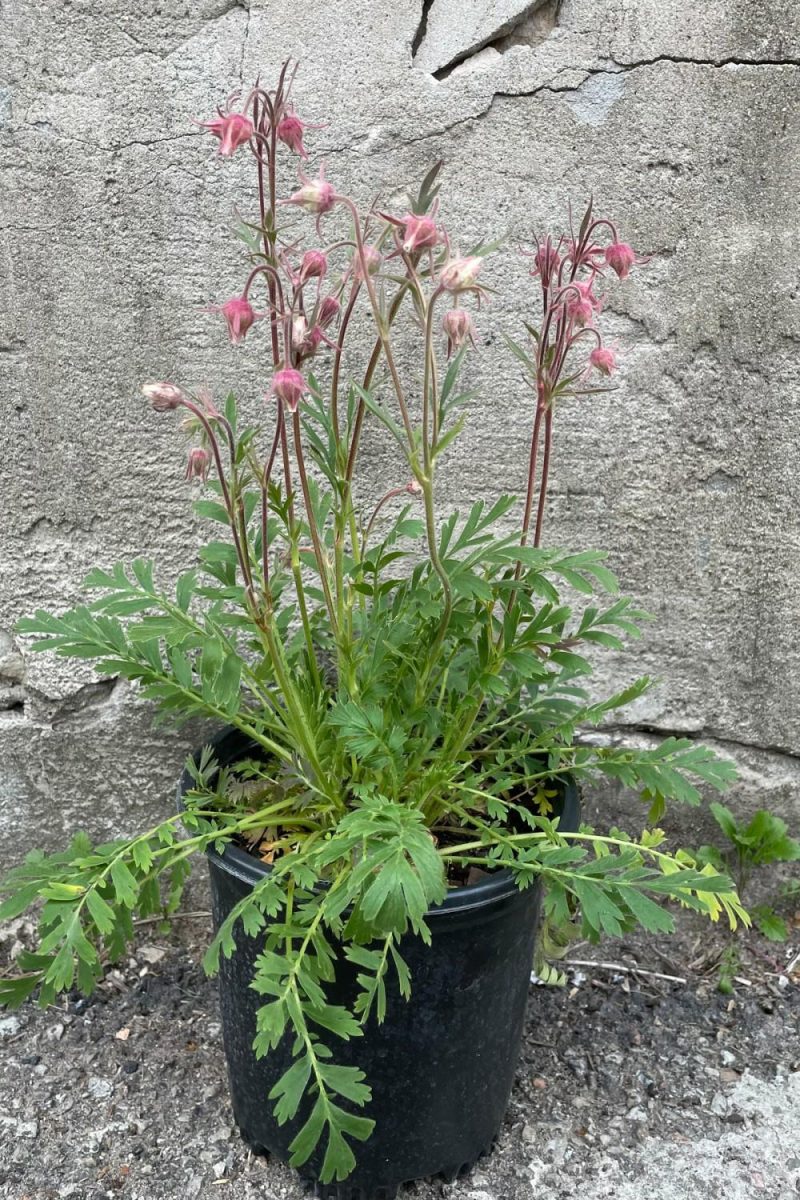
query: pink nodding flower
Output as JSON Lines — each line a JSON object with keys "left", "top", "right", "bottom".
{"left": 270, "top": 367, "right": 308, "bottom": 413}
{"left": 590, "top": 346, "right": 617, "bottom": 376}
{"left": 440, "top": 255, "right": 483, "bottom": 294}
{"left": 530, "top": 239, "right": 562, "bottom": 287}
{"left": 565, "top": 280, "right": 601, "bottom": 328}
{"left": 405, "top": 480, "right": 423, "bottom": 497}
{"left": 286, "top": 168, "right": 335, "bottom": 216}
{"left": 401, "top": 213, "right": 439, "bottom": 254}
{"left": 276, "top": 114, "right": 311, "bottom": 159}
{"left": 604, "top": 241, "right": 637, "bottom": 280}
{"left": 185, "top": 448, "right": 211, "bottom": 481}
{"left": 317, "top": 295, "right": 341, "bottom": 329}
{"left": 292, "top": 317, "right": 324, "bottom": 361}
{"left": 299, "top": 250, "right": 328, "bottom": 283}
{"left": 354, "top": 244, "right": 382, "bottom": 279}
{"left": 142, "top": 382, "right": 184, "bottom": 411}
{"left": 197, "top": 111, "right": 254, "bottom": 157}
{"left": 208, "top": 295, "right": 257, "bottom": 344}
{"left": 442, "top": 308, "right": 476, "bottom": 358}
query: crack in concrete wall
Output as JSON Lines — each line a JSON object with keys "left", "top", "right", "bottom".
{"left": 415, "top": 0, "right": 559, "bottom": 77}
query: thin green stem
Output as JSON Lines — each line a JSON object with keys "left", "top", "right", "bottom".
{"left": 291, "top": 410, "right": 339, "bottom": 637}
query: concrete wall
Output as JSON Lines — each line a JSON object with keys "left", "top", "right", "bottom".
{"left": 2, "top": 0, "right": 799, "bottom": 866}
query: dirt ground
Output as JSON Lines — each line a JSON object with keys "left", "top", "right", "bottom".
{"left": 1, "top": 897, "right": 798, "bottom": 1200}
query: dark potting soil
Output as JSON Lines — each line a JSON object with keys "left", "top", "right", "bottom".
{"left": 0, "top": 891, "right": 798, "bottom": 1200}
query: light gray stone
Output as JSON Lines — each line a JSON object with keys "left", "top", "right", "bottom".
{"left": 414, "top": 0, "right": 554, "bottom": 75}
{"left": 1, "top": 0, "right": 799, "bottom": 872}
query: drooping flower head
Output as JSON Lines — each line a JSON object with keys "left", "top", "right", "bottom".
{"left": 285, "top": 167, "right": 336, "bottom": 217}
{"left": 185, "top": 447, "right": 211, "bottom": 481}
{"left": 142, "top": 382, "right": 184, "bottom": 411}
{"left": 401, "top": 213, "right": 439, "bottom": 254}
{"left": 276, "top": 112, "right": 319, "bottom": 159}
{"left": 589, "top": 345, "right": 617, "bottom": 376}
{"left": 604, "top": 241, "right": 637, "bottom": 280}
{"left": 207, "top": 295, "right": 257, "bottom": 344}
{"left": 442, "top": 307, "right": 477, "bottom": 358}
{"left": 564, "top": 279, "right": 601, "bottom": 328}
{"left": 317, "top": 295, "right": 341, "bottom": 329}
{"left": 529, "top": 236, "right": 563, "bottom": 290}
{"left": 292, "top": 317, "right": 324, "bottom": 362}
{"left": 196, "top": 108, "right": 254, "bottom": 158}
{"left": 299, "top": 250, "right": 328, "bottom": 283}
{"left": 440, "top": 255, "right": 483, "bottom": 294}
{"left": 270, "top": 367, "right": 308, "bottom": 413}
{"left": 353, "top": 244, "right": 382, "bottom": 280}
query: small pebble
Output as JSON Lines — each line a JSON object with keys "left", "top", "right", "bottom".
{"left": 88, "top": 1077, "right": 113, "bottom": 1100}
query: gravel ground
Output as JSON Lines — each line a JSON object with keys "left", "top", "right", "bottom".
{"left": 1, "top": 908, "right": 798, "bottom": 1200}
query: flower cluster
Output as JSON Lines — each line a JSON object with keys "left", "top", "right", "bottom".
{"left": 147, "top": 62, "right": 645, "bottom": 566}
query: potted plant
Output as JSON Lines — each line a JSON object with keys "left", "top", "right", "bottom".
{"left": 1, "top": 61, "right": 747, "bottom": 1199}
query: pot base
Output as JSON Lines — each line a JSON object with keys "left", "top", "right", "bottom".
{"left": 237, "top": 1123, "right": 497, "bottom": 1200}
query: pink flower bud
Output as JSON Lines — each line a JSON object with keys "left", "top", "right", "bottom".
{"left": 440, "top": 255, "right": 482, "bottom": 293}
{"left": 276, "top": 115, "right": 310, "bottom": 159}
{"left": 197, "top": 111, "right": 254, "bottom": 157}
{"left": 405, "top": 480, "right": 423, "bottom": 497}
{"left": 208, "top": 295, "right": 256, "bottom": 344}
{"left": 354, "top": 244, "right": 382, "bottom": 280}
{"left": 185, "top": 447, "right": 211, "bottom": 481}
{"left": 565, "top": 280, "right": 601, "bottom": 328}
{"left": 317, "top": 295, "right": 341, "bottom": 329}
{"left": 270, "top": 367, "right": 308, "bottom": 412}
{"left": 604, "top": 241, "right": 636, "bottom": 280}
{"left": 589, "top": 346, "right": 617, "bottom": 375}
{"left": 530, "top": 239, "right": 562, "bottom": 285}
{"left": 401, "top": 213, "right": 439, "bottom": 254}
{"left": 142, "top": 382, "right": 184, "bottom": 411}
{"left": 286, "top": 170, "right": 335, "bottom": 216}
{"left": 442, "top": 307, "right": 476, "bottom": 358}
{"left": 292, "top": 317, "right": 323, "bottom": 360}
{"left": 299, "top": 250, "right": 328, "bottom": 282}
{"left": 196, "top": 386, "right": 220, "bottom": 418}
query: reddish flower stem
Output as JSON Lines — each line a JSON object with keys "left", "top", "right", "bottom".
{"left": 180, "top": 399, "right": 255, "bottom": 602}
{"left": 533, "top": 406, "right": 553, "bottom": 549}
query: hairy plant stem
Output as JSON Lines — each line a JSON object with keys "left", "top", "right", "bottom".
{"left": 339, "top": 197, "right": 415, "bottom": 446}
{"left": 257, "top": 616, "right": 337, "bottom": 807}
{"left": 291, "top": 410, "right": 339, "bottom": 638}
{"left": 261, "top": 414, "right": 283, "bottom": 597}
{"left": 422, "top": 287, "right": 443, "bottom": 471}
{"left": 180, "top": 399, "right": 255, "bottom": 603}
{"left": 533, "top": 406, "right": 553, "bottom": 548}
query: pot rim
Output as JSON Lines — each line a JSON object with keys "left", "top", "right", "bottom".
{"left": 179, "top": 724, "right": 581, "bottom": 918}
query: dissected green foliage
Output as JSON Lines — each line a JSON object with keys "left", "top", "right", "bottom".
{"left": 1, "top": 150, "right": 749, "bottom": 1182}
{"left": 3, "top": 461, "right": 746, "bottom": 1175}
{"left": 696, "top": 802, "right": 800, "bottom": 944}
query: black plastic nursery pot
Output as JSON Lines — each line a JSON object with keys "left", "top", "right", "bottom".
{"left": 179, "top": 726, "right": 581, "bottom": 1199}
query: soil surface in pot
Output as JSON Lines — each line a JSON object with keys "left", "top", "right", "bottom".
{"left": 1, "top": 882, "right": 798, "bottom": 1200}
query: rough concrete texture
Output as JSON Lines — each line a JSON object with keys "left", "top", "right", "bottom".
{"left": 2, "top": 1, "right": 800, "bottom": 864}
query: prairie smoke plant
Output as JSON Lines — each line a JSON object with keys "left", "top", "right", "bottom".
{"left": 5, "top": 60, "right": 744, "bottom": 1187}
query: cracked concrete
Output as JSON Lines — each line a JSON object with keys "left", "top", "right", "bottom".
{"left": 1, "top": 0, "right": 800, "bottom": 864}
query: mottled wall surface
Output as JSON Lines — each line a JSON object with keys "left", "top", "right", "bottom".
{"left": 1, "top": 0, "right": 799, "bottom": 865}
